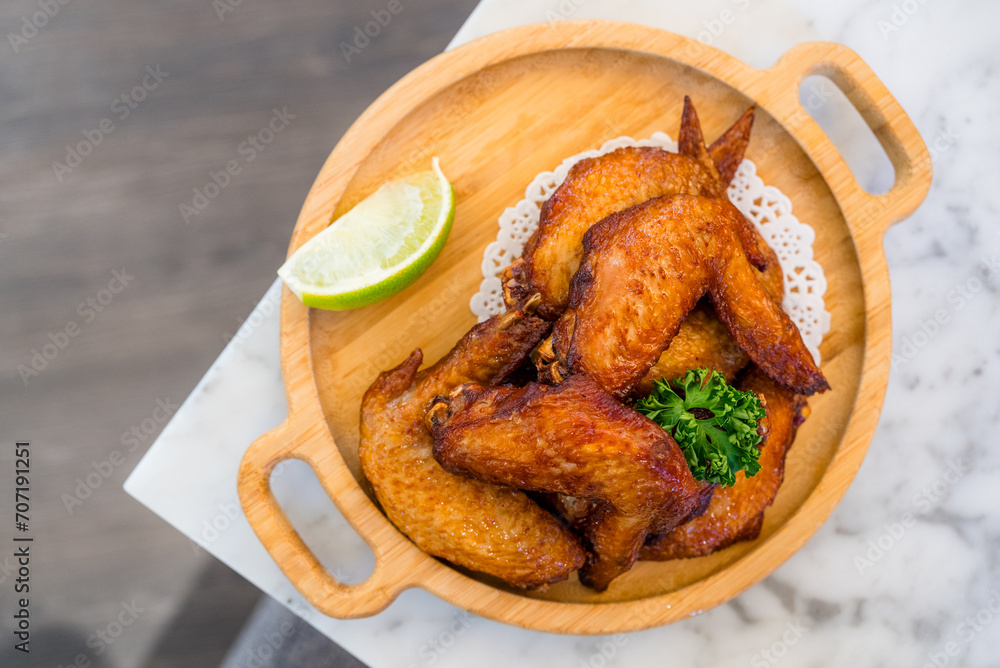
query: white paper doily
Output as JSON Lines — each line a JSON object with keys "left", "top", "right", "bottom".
{"left": 469, "top": 132, "right": 830, "bottom": 363}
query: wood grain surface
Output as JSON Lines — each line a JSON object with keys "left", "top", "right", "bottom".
{"left": 0, "top": 1, "right": 475, "bottom": 665}
{"left": 239, "top": 21, "right": 931, "bottom": 634}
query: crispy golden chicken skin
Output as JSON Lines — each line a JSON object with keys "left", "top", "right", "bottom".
{"left": 540, "top": 478, "right": 718, "bottom": 535}
{"left": 678, "top": 95, "right": 723, "bottom": 180}
{"left": 507, "top": 99, "right": 768, "bottom": 387}
{"left": 678, "top": 95, "right": 755, "bottom": 187}
{"left": 637, "top": 305, "right": 753, "bottom": 392}
{"left": 641, "top": 367, "right": 807, "bottom": 560}
{"left": 547, "top": 195, "right": 829, "bottom": 398}
{"left": 359, "top": 310, "right": 586, "bottom": 589}
{"left": 637, "top": 228, "right": 784, "bottom": 395}
{"left": 503, "top": 100, "right": 755, "bottom": 321}
{"left": 537, "top": 494, "right": 597, "bottom": 534}
{"left": 708, "top": 107, "right": 755, "bottom": 186}
{"left": 502, "top": 147, "right": 722, "bottom": 319}
{"left": 426, "top": 374, "right": 702, "bottom": 592}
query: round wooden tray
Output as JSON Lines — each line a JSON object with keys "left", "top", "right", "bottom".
{"left": 238, "top": 20, "right": 931, "bottom": 634}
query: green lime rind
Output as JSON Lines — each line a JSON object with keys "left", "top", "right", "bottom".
{"left": 278, "top": 158, "right": 454, "bottom": 310}
{"left": 298, "top": 194, "right": 454, "bottom": 310}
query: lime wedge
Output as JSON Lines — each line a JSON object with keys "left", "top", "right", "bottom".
{"left": 278, "top": 158, "right": 454, "bottom": 310}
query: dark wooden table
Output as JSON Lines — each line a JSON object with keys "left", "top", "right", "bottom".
{"left": 0, "top": 0, "right": 475, "bottom": 665}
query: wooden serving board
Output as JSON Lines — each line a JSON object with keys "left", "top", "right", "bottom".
{"left": 238, "top": 21, "right": 931, "bottom": 634}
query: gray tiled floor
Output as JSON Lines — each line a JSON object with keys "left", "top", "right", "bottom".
{"left": 0, "top": 0, "right": 475, "bottom": 665}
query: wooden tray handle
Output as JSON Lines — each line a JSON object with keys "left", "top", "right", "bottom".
{"left": 238, "top": 416, "right": 416, "bottom": 618}
{"left": 754, "top": 42, "right": 932, "bottom": 238}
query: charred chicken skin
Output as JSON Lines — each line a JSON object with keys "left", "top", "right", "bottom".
{"left": 358, "top": 308, "right": 586, "bottom": 588}
{"left": 641, "top": 367, "right": 807, "bottom": 560}
{"left": 544, "top": 195, "right": 829, "bottom": 398}
{"left": 426, "top": 373, "right": 702, "bottom": 592}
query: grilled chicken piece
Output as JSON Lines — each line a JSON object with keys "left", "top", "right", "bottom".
{"left": 426, "top": 374, "right": 702, "bottom": 592}
{"left": 544, "top": 195, "right": 829, "bottom": 398}
{"left": 641, "top": 367, "right": 807, "bottom": 559}
{"left": 359, "top": 309, "right": 585, "bottom": 589}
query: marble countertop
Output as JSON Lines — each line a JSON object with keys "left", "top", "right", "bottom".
{"left": 125, "top": 0, "right": 1000, "bottom": 666}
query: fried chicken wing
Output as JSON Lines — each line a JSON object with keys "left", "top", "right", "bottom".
{"left": 636, "top": 227, "right": 784, "bottom": 394}
{"left": 637, "top": 97, "right": 765, "bottom": 387}
{"left": 678, "top": 95, "right": 755, "bottom": 187}
{"left": 546, "top": 195, "right": 829, "bottom": 397}
{"left": 426, "top": 374, "right": 702, "bottom": 592}
{"left": 503, "top": 100, "right": 755, "bottom": 320}
{"left": 537, "top": 494, "right": 597, "bottom": 534}
{"left": 708, "top": 106, "right": 755, "bottom": 186}
{"left": 637, "top": 304, "right": 750, "bottom": 392}
{"left": 678, "top": 95, "right": 722, "bottom": 180}
{"left": 641, "top": 367, "right": 807, "bottom": 559}
{"left": 359, "top": 309, "right": 586, "bottom": 588}
{"left": 502, "top": 147, "right": 721, "bottom": 319}
{"left": 543, "top": 479, "right": 717, "bottom": 531}
{"left": 506, "top": 99, "right": 769, "bottom": 391}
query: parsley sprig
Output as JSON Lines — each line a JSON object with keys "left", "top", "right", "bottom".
{"left": 636, "top": 368, "right": 765, "bottom": 487}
